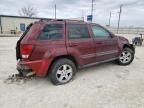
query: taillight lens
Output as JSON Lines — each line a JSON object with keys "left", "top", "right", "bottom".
{"left": 20, "top": 44, "right": 33, "bottom": 59}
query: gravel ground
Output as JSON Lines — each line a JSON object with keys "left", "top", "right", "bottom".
{"left": 0, "top": 35, "right": 144, "bottom": 108}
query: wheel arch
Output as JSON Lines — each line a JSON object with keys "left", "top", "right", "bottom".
{"left": 123, "top": 44, "right": 135, "bottom": 54}
{"left": 47, "top": 55, "right": 78, "bottom": 76}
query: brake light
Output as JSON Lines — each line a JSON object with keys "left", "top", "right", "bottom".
{"left": 20, "top": 44, "right": 33, "bottom": 59}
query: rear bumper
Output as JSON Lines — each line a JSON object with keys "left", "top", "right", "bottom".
{"left": 17, "top": 59, "right": 52, "bottom": 77}
{"left": 17, "top": 62, "right": 32, "bottom": 76}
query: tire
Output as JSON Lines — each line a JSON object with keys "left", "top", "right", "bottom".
{"left": 116, "top": 47, "right": 134, "bottom": 65}
{"left": 49, "top": 58, "right": 77, "bottom": 85}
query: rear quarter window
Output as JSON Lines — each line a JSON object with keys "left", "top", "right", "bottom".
{"left": 38, "top": 24, "right": 63, "bottom": 40}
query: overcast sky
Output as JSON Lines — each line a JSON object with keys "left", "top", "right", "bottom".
{"left": 0, "top": 0, "right": 144, "bottom": 27}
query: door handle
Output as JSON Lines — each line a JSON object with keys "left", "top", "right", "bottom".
{"left": 96, "top": 42, "right": 103, "bottom": 44}
{"left": 68, "top": 43, "right": 78, "bottom": 47}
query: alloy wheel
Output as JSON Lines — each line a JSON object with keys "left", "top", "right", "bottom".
{"left": 119, "top": 51, "right": 132, "bottom": 64}
{"left": 56, "top": 64, "right": 73, "bottom": 83}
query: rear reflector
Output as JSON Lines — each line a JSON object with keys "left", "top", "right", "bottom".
{"left": 22, "top": 54, "right": 29, "bottom": 59}
{"left": 20, "top": 44, "right": 33, "bottom": 59}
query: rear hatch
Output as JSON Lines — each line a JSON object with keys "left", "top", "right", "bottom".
{"left": 16, "top": 21, "right": 45, "bottom": 60}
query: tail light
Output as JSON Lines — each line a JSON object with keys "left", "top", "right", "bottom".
{"left": 20, "top": 44, "right": 33, "bottom": 59}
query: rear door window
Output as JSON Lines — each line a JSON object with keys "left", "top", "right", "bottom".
{"left": 68, "top": 24, "right": 90, "bottom": 39}
{"left": 38, "top": 24, "right": 63, "bottom": 40}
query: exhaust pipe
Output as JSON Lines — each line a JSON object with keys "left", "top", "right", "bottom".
{"left": 26, "top": 72, "right": 35, "bottom": 77}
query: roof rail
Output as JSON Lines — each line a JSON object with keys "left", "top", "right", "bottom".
{"left": 40, "top": 19, "right": 84, "bottom": 22}
{"left": 65, "top": 19, "right": 84, "bottom": 22}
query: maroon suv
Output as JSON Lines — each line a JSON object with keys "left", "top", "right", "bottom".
{"left": 16, "top": 20, "right": 135, "bottom": 85}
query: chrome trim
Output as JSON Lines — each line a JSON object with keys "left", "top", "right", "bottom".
{"left": 80, "top": 53, "right": 96, "bottom": 59}
{"left": 80, "top": 57, "right": 118, "bottom": 68}
{"left": 96, "top": 50, "right": 118, "bottom": 56}
{"left": 80, "top": 50, "right": 118, "bottom": 59}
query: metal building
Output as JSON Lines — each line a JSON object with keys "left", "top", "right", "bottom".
{"left": 0, "top": 15, "right": 50, "bottom": 35}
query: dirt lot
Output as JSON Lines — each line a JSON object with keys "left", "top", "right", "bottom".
{"left": 0, "top": 35, "right": 144, "bottom": 108}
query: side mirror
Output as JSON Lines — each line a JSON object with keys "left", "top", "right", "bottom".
{"left": 110, "top": 33, "right": 115, "bottom": 38}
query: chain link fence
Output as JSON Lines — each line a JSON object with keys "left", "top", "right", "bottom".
{"left": 107, "top": 27, "right": 144, "bottom": 34}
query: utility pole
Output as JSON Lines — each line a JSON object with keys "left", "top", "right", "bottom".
{"left": 0, "top": 16, "right": 3, "bottom": 34}
{"left": 91, "top": 0, "right": 94, "bottom": 22}
{"left": 81, "top": 10, "right": 84, "bottom": 21}
{"left": 109, "top": 11, "right": 111, "bottom": 27}
{"left": 117, "top": 4, "right": 123, "bottom": 33}
{"left": 54, "top": 4, "right": 56, "bottom": 19}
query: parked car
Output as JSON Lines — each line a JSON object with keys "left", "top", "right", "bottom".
{"left": 132, "top": 34, "right": 143, "bottom": 46}
{"left": 16, "top": 19, "right": 135, "bottom": 85}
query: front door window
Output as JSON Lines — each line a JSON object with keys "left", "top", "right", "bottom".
{"left": 92, "top": 25, "right": 110, "bottom": 38}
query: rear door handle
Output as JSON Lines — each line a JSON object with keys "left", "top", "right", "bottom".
{"left": 96, "top": 42, "right": 103, "bottom": 44}
{"left": 68, "top": 43, "right": 78, "bottom": 47}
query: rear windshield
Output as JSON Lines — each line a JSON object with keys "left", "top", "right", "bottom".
{"left": 38, "top": 24, "right": 63, "bottom": 40}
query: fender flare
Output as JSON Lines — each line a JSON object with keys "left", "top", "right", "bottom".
{"left": 123, "top": 44, "right": 135, "bottom": 54}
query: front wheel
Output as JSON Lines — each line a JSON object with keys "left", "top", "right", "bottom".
{"left": 49, "top": 58, "right": 76, "bottom": 85}
{"left": 116, "top": 48, "right": 134, "bottom": 65}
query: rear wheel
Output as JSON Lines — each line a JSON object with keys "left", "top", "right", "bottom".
{"left": 116, "top": 47, "right": 134, "bottom": 65}
{"left": 49, "top": 58, "right": 76, "bottom": 85}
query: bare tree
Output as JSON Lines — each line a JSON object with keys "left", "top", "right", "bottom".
{"left": 18, "top": 6, "right": 37, "bottom": 17}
